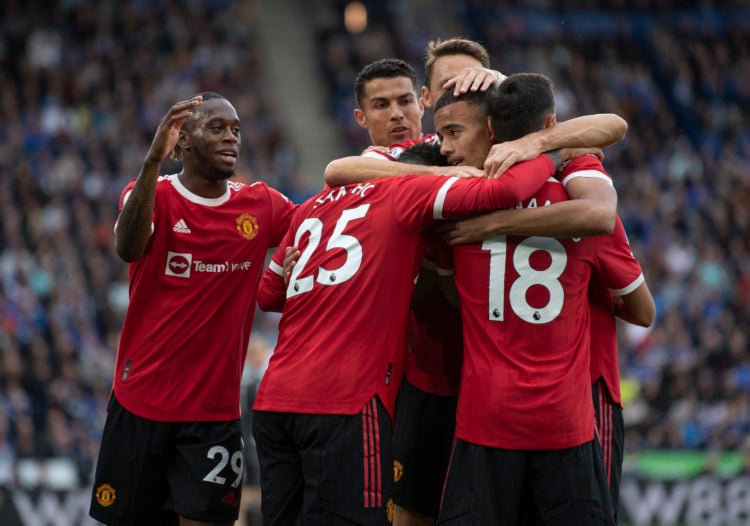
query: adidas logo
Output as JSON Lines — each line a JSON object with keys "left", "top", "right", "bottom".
{"left": 172, "top": 219, "right": 191, "bottom": 234}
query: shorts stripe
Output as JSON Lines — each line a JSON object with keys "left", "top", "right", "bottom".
{"left": 363, "top": 404, "right": 370, "bottom": 507}
{"left": 597, "top": 382, "right": 613, "bottom": 483}
{"left": 372, "top": 399, "right": 382, "bottom": 507}
{"left": 362, "top": 399, "right": 382, "bottom": 507}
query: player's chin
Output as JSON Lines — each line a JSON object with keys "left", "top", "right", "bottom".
{"left": 209, "top": 167, "right": 235, "bottom": 181}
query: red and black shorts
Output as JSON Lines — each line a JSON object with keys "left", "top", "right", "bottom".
{"left": 592, "top": 378, "right": 624, "bottom": 522}
{"left": 392, "top": 376, "right": 457, "bottom": 518}
{"left": 438, "top": 438, "right": 615, "bottom": 526}
{"left": 252, "top": 397, "right": 394, "bottom": 525}
{"left": 89, "top": 395, "right": 243, "bottom": 526}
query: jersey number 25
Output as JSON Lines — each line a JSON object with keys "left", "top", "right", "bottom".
{"left": 287, "top": 204, "right": 371, "bottom": 298}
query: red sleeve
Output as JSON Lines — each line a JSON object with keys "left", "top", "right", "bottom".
{"left": 594, "top": 216, "right": 644, "bottom": 294}
{"left": 438, "top": 154, "right": 556, "bottom": 218}
{"left": 118, "top": 179, "right": 138, "bottom": 211}
{"left": 556, "top": 154, "right": 611, "bottom": 185}
{"left": 263, "top": 184, "right": 298, "bottom": 247}
{"left": 257, "top": 242, "right": 288, "bottom": 312}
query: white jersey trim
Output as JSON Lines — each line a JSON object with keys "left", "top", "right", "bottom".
{"left": 169, "top": 173, "right": 231, "bottom": 206}
{"left": 268, "top": 260, "right": 284, "bottom": 276}
{"left": 561, "top": 170, "right": 613, "bottom": 187}
{"left": 433, "top": 178, "right": 460, "bottom": 220}
{"left": 610, "top": 274, "right": 644, "bottom": 296}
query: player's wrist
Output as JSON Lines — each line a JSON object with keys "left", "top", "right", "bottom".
{"left": 545, "top": 150, "right": 564, "bottom": 169}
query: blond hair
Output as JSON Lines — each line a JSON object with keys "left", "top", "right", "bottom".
{"left": 424, "top": 38, "right": 491, "bottom": 90}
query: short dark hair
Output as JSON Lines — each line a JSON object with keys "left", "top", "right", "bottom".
{"left": 172, "top": 92, "right": 230, "bottom": 160}
{"left": 354, "top": 58, "right": 418, "bottom": 108}
{"left": 196, "top": 91, "right": 227, "bottom": 103}
{"left": 398, "top": 142, "right": 448, "bottom": 167}
{"left": 490, "top": 73, "right": 555, "bottom": 143}
{"left": 433, "top": 85, "right": 497, "bottom": 117}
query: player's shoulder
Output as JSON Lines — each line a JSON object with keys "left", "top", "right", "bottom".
{"left": 557, "top": 154, "right": 610, "bottom": 185}
{"left": 561, "top": 154, "right": 605, "bottom": 173}
{"left": 227, "top": 179, "right": 291, "bottom": 203}
{"left": 146, "top": 173, "right": 179, "bottom": 197}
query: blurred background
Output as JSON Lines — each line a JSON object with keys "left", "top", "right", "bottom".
{"left": 0, "top": 1, "right": 748, "bottom": 524}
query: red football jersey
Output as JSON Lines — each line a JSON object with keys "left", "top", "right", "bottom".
{"left": 452, "top": 156, "right": 644, "bottom": 450}
{"left": 557, "top": 156, "right": 644, "bottom": 406}
{"left": 365, "top": 131, "right": 462, "bottom": 396}
{"left": 113, "top": 174, "right": 296, "bottom": 422}
{"left": 588, "top": 217, "right": 644, "bottom": 406}
{"left": 404, "top": 237, "right": 462, "bottom": 396}
{"left": 253, "top": 155, "right": 556, "bottom": 419}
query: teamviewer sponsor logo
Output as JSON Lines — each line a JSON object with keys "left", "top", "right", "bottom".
{"left": 166, "top": 252, "right": 192, "bottom": 278}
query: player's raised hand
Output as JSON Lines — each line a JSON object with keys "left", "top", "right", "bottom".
{"left": 146, "top": 96, "right": 202, "bottom": 164}
{"left": 282, "top": 246, "right": 301, "bottom": 286}
{"left": 484, "top": 137, "right": 541, "bottom": 178}
{"left": 444, "top": 68, "right": 506, "bottom": 96}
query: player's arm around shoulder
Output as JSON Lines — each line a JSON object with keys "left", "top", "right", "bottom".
{"left": 323, "top": 155, "right": 480, "bottom": 187}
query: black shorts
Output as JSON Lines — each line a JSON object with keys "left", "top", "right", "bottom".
{"left": 89, "top": 395, "right": 243, "bottom": 525}
{"left": 253, "top": 397, "right": 394, "bottom": 525}
{"left": 392, "top": 377, "right": 457, "bottom": 518}
{"left": 438, "top": 438, "right": 614, "bottom": 526}
{"left": 592, "top": 379, "right": 624, "bottom": 522}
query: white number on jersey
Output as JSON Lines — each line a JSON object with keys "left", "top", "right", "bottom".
{"left": 287, "top": 204, "right": 370, "bottom": 298}
{"left": 482, "top": 235, "right": 567, "bottom": 324}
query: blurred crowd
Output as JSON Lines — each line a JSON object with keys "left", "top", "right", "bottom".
{"left": 0, "top": 0, "right": 748, "bottom": 497}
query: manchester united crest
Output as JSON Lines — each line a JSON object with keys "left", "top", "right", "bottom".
{"left": 393, "top": 460, "right": 403, "bottom": 482}
{"left": 236, "top": 213, "right": 259, "bottom": 240}
{"left": 95, "top": 483, "right": 116, "bottom": 507}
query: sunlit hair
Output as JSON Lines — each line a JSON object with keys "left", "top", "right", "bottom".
{"left": 354, "top": 58, "right": 418, "bottom": 108}
{"left": 170, "top": 92, "right": 227, "bottom": 161}
{"left": 424, "top": 38, "right": 490, "bottom": 91}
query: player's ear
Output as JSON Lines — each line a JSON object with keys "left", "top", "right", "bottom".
{"left": 420, "top": 86, "right": 432, "bottom": 109}
{"left": 545, "top": 113, "right": 556, "bottom": 129}
{"left": 486, "top": 116, "right": 496, "bottom": 142}
{"left": 177, "top": 129, "right": 190, "bottom": 152}
{"left": 354, "top": 108, "right": 367, "bottom": 129}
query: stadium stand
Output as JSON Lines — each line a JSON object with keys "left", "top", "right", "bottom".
{"left": 0, "top": 1, "right": 749, "bottom": 525}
